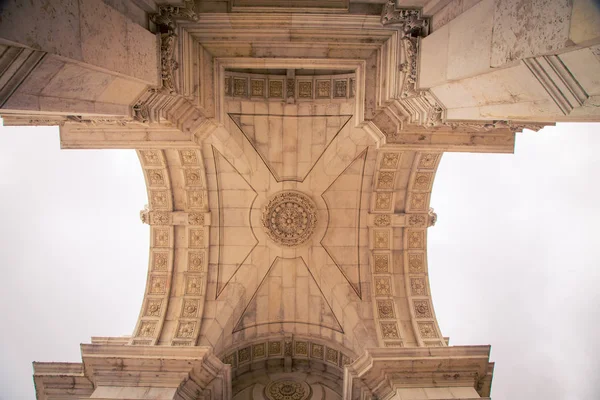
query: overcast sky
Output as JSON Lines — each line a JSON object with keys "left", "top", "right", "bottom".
{"left": 0, "top": 122, "right": 598, "bottom": 399}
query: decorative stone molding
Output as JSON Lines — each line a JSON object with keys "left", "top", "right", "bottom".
{"left": 261, "top": 191, "right": 318, "bottom": 247}
{"left": 344, "top": 346, "right": 494, "bottom": 399}
{"left": 265, "top": 380, "right": 310, "bottom": 400}
{"left": 140, "top": 208, "right": 210, "bottom": 226}
{"left": 34, "top": 344, "right": 231, "bottom": 400}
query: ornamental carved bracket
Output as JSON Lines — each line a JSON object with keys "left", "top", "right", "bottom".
{"left": 381, "top": 0, "right": 429, "bottom": 37}
{"left": 150, "top": 1, "right": 199, "bottom": 95}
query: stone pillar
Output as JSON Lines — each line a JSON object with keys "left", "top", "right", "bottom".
{"left": 343, "top": 346, "right": 494, "bottom": 399}
{"left": 0, "top": 0, "right": 159, "bottom": 117}
{"left": 33, "top": 342, "right": 231, "bottom": 400}
{"left": 417, "top": 0, "right": 600, "bottom": 122}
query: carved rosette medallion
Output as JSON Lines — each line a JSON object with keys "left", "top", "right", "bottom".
{"left": 265, "top": 380, "right": 311, "bottom": 400}
{"left": 261, "top": 191, "right": 317, "bottom": 247}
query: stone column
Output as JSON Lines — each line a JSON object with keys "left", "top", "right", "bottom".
{"left": 33, "top": 343, "right": 231, "bottom": 400}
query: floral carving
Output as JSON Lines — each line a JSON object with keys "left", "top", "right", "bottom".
{"left": 326, "top": 348, "right": 338, "bottom": 364}
{"left": 408, "top": 214, "right": 426, "bottom": 227}
{"left": 269, "top": 341, "right": 282, "bottom": 355}
{"left": 180, "top": 150, "right": 198, "bottom": 165}
{"left": 374, "top": 276, "right": 392, "bottom": 296}
{"left": 377, "top": 171, "right": 395, "bottom": 189}
{"left": 334, "top": 79, "right": 347, "bottom": 98}
{"left": 138, "top": 321, "right": 157, "bottom": 337}
{"left": 234, "top": 78, "right": 247, "bottom": 97}
{"left": 187, "top": 190, "right": 204, "bottom": 208}
{"left": 413, "top": 300, "right": 432, "bottom": 318}
{"left": 185, "top": 276, "right": 202, "bottom": 295}
{"left": 188, "top": 213, "right": 204, "bottom": 225}
{"left": 374, "top": 230, "right": 390, "bottom": 249}
{"left": 375, "top": 192, "right": 392, "bottom": 211}
{"left": 380, "top": 322, "right": 400, "bottom": 339}
{"left": 141, "top": 150, "right": 162, "bottom": 166}
{"left": 311, "top": 344, "right": 324, "bottom": 359}
{"left": 184, "top": 169, "right": 203, "bottom": 186}
{"left": 410, "top": 277, "right": 427, "bottom": 296}
{"left": 409, "top": 192, "right": 427, "bottom": 211}
{"left": 251, "top": 79, "right": 265, "bottom": 97}
{"left": 149, "top": 276, "right": 167, "bottom": 294}
{"left": 181, "top": 300, "right": 198, "bottom": 317}
{"left": 150, "top": 190, "right": 169, "bottom": 209}
{"left": 374, "top": 214, "right": 391, "bottom": 227}
{"left": 298, "top": 81, "right": 312, "bottom": 98}
{"left": 151, "top": 212, "right": 172, "bottom": 225}
{"left": 189, "top": 228, "right": 204, "bottom": 248}
{"left": 238, "top": 347, "right": 250, "bottom": 363}
{"left": 265, "top": 380, "right": 310, "bottom": 400}
{"left": 286, "top": 79, "right": 295, "bottom": 98}
{"left": 409, "top": 253, "right": 424, "bottom": 273}
{"left": 269, "top": 80, "right": 283, "bottom": 98}
{"left": 316, "top": 80, "right": 331, "bottom": 98}
{"left": 418, "top": 322, "right": 438, "bottom": 338}
{"left": 419, "top": 153, "right": 439, "bottom": 169}
{"left": 145, "top": 299, "right": 162, "bottom": 317}
{"left": 152, "top": 252, "right": 168, "bottom": 271}
{"left": 413, "top": 172, "right": 433, "bottom": 191}
{"left": 295, "top": 341, "right": 308, "bottom": 355}
{"left": 408, "top": 230, "right": 424, "bottom": 249}
{"left": 261, "top": 191, "right": 317, "bottom": 247}
{"left": 148, "top": 169, "right": 165, "bottom": 186}
{"left": 159, "top": 32, "right": 178, "bottom": 94}
{"left": 381, "top": 152, "right": 400, "bottom": 169}
{"left": 377, "top": 299, "right": 395, "bottom": 319}
{"left": 374, "top": 254, "right": 389, "bottom": 273}
{"left": 253, "top": 343, "right": 266, "bottom": 358}
{"left": 153, "top": 228, "right": 170, "bottom": 247}
{"left": 188, "top": 251, "right": 203, "bottom": 272}
{"left": 175, "top": 321, "right": 195, "bottom": 338}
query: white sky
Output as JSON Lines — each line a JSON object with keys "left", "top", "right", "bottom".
{"left": 0, "top": 122, "right": 598, "bottom": 399}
